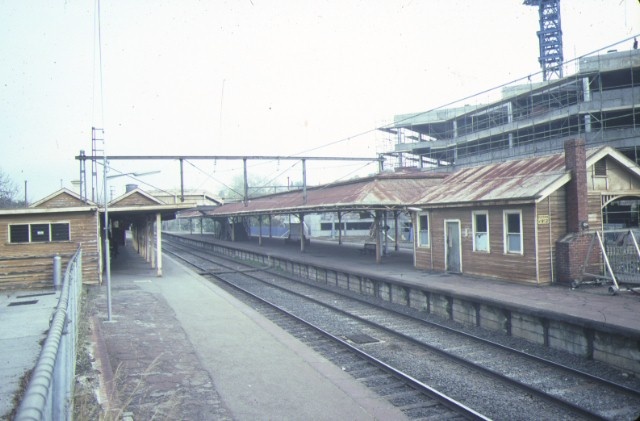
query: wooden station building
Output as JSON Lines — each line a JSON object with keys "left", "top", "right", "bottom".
{"left": 203, "top": 138, "right": 640, "bottom": 286}
{"left": 0, "top": 187, "right": 193, "bottom": 290}
{"left": 3, "top": 138, "right": 639, "bottom": 289}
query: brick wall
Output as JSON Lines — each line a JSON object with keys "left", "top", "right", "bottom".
{"left": 556, "top": 233, "right": 600, "bottom": 283}
{"left": 564, "top": 138, "right": 588, "bottom": 233}
{"left": 557, "top": 138, "right": 596, "bottom": 283}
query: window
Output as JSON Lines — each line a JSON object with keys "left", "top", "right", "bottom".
{"left": 51, "top": 223, "right": 71, "bottom": 241}
{"left": 31, "top": 224, "right": 49, "bottom": 242}
{"left": 345, "top": 222, "right": 372, "bottom": 230}
{"left": 8, "top": 222, "right": 70, "bottom": 244}
{"left": 504, "top": 211, "right": 522, "bottom": 254}
{"left": 472, "top": 211, "right": 489, "bottom": 252}
{"left": 9, "top": 224, "right": 29, "bottom": 243}
{"left": 417, "top": 212, "right": 429, "bottom": 247}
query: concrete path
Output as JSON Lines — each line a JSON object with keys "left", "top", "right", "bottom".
{"left": 0, "top": 290, "right": 59, "bottom": 419}
{"left": 88, "top": 243, "right": 407, "bottom": 420}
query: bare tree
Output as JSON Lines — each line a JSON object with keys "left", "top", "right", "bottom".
{"left": 220, "top": 174, "right": 290, "bottom": 201}
{"left": 0, "top": 170, "right": 22, "bottom": 208}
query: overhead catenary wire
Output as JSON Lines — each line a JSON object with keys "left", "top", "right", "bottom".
{"left": 288, "top": 33, "right": 640, "bottom": 160}
{"left": 82, "top": 32, "right": 640, "bottom": 194}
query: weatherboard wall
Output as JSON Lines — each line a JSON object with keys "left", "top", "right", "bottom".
{"left": 0, "top": 210, "right": 100, "bottom": 289}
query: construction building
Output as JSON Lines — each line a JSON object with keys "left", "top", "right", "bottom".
{"left": 384, "top": 40, "right": 640, "bottom": 170}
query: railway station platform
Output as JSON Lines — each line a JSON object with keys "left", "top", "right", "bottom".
{"left": 86, "top": 240, "right": 408, "bottom": 420}
{"left": 176, "top": 233, "right": 640, "bottom": 336}
{"left": 163, "top": 233, "right": 640, "bottom": 376}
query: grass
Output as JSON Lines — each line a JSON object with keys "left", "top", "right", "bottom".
{"left": 73, "top": 286, "right": 182, "bottom": 420}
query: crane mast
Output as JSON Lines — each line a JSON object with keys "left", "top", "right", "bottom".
{"left": 524, "top": 0, "right": 564, "bottom": 81}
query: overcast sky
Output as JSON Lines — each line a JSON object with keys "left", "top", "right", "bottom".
{"left": 1, "top": 0, "right": 638, "bottom": 202}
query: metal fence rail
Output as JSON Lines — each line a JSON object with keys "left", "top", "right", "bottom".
{"left": 15, "top": 248, "right": 83, "bottom": 421}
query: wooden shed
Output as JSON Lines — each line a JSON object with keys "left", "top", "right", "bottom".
{"left": 0, "top": 188, "right": 100, "bottom": 289}
{"left": 411, "top": 139, "right": 640, "bottom": 285}
{"left": 0, "top": 185, "right": 196, "bottom": 290}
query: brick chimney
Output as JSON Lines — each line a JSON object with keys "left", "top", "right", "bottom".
{"left": 564, "top": 138, "right": 588, "bottom": 233}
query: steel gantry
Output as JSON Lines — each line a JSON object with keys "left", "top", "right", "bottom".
{"left": 75, "top": 153, "right": 385, "bottom": 205}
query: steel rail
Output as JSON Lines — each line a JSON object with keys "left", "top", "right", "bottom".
{"left": 168, "top": 234, "right": 640, "bottom": 398}
{"left": 165, "top": 245, "right": 490, "bottom": 421}
{"left": 164, "top": 237, "right": 637, "bottom": 419}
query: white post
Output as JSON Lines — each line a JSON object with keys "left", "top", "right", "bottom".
{"left": 150, "top": 219, "right": 156, "bottom": 268}
{"left": 156, "top": 212, "right": 163, "bottom": 277}
{"left": 300, "top": 213, "right": 305, "bottom": 253}
{"left": 103, "top": 155, "right": 112, "bottom": 321}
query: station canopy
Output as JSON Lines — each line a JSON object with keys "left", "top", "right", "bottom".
{"left": 201, "top": 171, "right": 447, "bottom": 218}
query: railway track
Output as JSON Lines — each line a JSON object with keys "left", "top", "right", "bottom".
{"left": 164, "top": 238, "right": 640, "bottom": 420}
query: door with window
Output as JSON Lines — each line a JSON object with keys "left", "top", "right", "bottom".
{"left": 445, "top": 220, "right": 461, "bottom": 273}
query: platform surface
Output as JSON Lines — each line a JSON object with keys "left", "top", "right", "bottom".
{"left": 86, "top": 242, "right": 408, "bottom": 420}
{"left": 6, "top": 231, "right": 640, "bottom": 419}
{"left": 177, "top": 233, "right": 640, "bottom": 336}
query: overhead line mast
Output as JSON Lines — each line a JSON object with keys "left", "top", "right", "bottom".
{"left": 524, "top": 0, "right": 564, "bottom": 81}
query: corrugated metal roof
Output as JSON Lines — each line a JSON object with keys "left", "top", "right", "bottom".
{"left": 206, "top": 172, "right": 446, "bottom": 217}
{"left": 195, "top": 146, "right": 624, "bottom": 217}
{"left": 415, "top": 151, "right": 570, "bottom": 206}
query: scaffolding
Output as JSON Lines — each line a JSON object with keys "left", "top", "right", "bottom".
{"left": 383, "top": 37, "right": 640, "bottom": 172}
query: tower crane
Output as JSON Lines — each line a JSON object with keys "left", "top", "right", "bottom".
{"left": 524, "top": 0, "right": 564, "bottom": 80}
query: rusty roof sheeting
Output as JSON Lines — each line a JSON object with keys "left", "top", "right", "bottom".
{"left": 192, "top": 146, "right": 621, "bottom": 217}
{"left": 205, "top": 172, "right": 446, "bottom": 217}
{"left": 415, "top": 151, "right": 570, "bottom": 206}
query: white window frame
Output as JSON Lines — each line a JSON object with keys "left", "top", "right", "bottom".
{"left": 417, "top": 212, "right": 430, "bottom": 248}
{"left": 472, "top": 210, "right": 489, "bottom": 252}
{"left": 503, "top": 210, "right": 523, "bottom": 254}
{"left": 8, "top": 221, "right": 71, "bottom": 244}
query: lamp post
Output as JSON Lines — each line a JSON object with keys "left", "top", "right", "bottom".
{"left": 103, "top": 155, "right": 112, "bottom": 321}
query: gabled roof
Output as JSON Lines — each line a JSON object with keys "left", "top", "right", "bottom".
{"left": 102, "top": 187, "right": 195, "bottom": 222}
{"left": 588, "top": 146, "right": 640, "bottom": 179}
{"left": 108, "top": 188, "right": 165, "bottom": 208}
{"left": 30, "top": 188, "right": 96, "bottom": 209}
{"left": 206, "top": 172, "right": 447, "bottom": 217}
{"left": 149, "top": 189, "right": 223, "bottom": 206}
{"left": 415, "top": 146, "right": 635, "bottom": 207}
